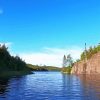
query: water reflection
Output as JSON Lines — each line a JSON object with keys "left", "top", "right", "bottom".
{"left": 78, "top": 74, "right": 100, "bottom": 100}
{"left": 62, "top": 73, "right": 100, "bottom": 100}
{"left": 0, "top": 77, "right": 10, "bottom": 96}
{"left": 0, "top": 72, "right": 100, "bottom": 100}
{"left": 62, "top": 74, "right": 71, "bottom": 87}
{"left": 61, "top": 74, "right": 83, "bottom": 100}
{"left": 0, "top": 76, "right": 23, "bottom": 98}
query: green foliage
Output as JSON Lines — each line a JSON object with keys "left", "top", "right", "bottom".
{"left": 66, "top": 54, "right": 73, "bottom": 67}
{"left": 81, "top": 51, "right": 86, "bottom": 60}
{"left": 62, "top": 54, "right": 73, "bottom": 67}
{"left": 80, "top": 44, "right": 100, "bottom": 60}
{"left": 0, "top": 44, "right": 31, "bottom": 73}
{"left": 62, "top": 55, "right": 67, "bottom": 67}
{"left": 62, "top": 54, "right": 73, "bottom": 74}
{"left": 62, "top": 66, "right": 72, "bottom": 74}
{"left": 27, "top": 64, "right": 61, "bottom": 71}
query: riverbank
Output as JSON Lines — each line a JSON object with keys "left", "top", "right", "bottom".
{"left": 0, "top": 71, "right": 33, "bottom": 78}
{"left": 61, "top": 67, "right": 72, "bottom": 74}
{"left": 71, "top": 52, "right": 100, "bottom": 74}
{"left": 27, "top": 64, "right": 61, "bottom": 71}
{"left": 0, "top": 44, "right": 33, "bottom": 77}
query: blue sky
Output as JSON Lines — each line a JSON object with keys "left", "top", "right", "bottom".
{"left": 0, "top": 0, "right": 100, "bottom": 66}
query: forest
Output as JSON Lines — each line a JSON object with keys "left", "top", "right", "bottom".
{"left": 81, "top": 44, "right": 100, "bottom": 60}
{"left": 0, "top": 44, "right": 61, "bottom": 77}
{"left": 0, "top": 44, "right": 31, "bottom": 76}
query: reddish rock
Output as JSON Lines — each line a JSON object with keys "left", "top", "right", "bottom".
{"left": 71, "top": 52, "right": 100, "bottom": 74}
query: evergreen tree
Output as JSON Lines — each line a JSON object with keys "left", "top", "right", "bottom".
{"left": 0, "top": 44, "right": 30, "bottom": 72}
{"left": 80, "top": 43, "right": 100, "bottom": 60}
{"left": 62, "top": 55, "right": 67, "bottom": 67}
{"left": 66, "top": 54, "right": 73, "bottom": 67}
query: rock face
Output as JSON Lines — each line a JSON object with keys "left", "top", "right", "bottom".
{"left": 71, "top": 52, "right": 100, "bottom": 74}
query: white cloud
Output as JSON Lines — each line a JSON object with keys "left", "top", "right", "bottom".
{"left": 0, "top": 42, "right": 12, "bottom": 47}
{"left": 19, "top": 46, "right": 83, "bottom": 67}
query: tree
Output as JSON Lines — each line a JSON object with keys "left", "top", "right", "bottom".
{"left": 62, "top": 54, "right": 73, "bottom": 68}
{"left": 62, "top": 55, "right": 67, "bottom": 67}
{"left": 80, "top": 43, "right": 100, "bottom": 61}
{"left": 66, "top": 54, "right": 73, "bottom": 67}
{"left": 0, "top": 44, "right": 30, "bottom": 72}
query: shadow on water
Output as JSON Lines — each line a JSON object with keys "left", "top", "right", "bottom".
{"left": 0, "top": 77, "right": 10, "bottom": 96}
{"left": 0, "top": 76, "right": 23, "bottom": 98}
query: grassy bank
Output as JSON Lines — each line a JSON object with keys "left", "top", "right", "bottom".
{"left": 61, "top": 67, "right": 72, "bottom": 74}
{"left": 0, "top": 71, "right": 33, "bottom": 78}
{"left": 0, "top": 44, "right": 32, "bottom": 77}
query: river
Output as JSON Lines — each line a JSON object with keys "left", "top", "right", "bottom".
{"left": 0, "top": 72, "right": 100, "bottom": 100}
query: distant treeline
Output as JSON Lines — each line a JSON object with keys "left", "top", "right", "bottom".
{"left": 27, "top": 64, "right": 61, "bottom": 71}
{"left": 0, "top": 44, "right": 31, "bottom": 73}
{"left": 81, "top": 44, "right": 100, "bottom": 60}
{"left": 0, "top": 44, "right": 61, "bottom": 77}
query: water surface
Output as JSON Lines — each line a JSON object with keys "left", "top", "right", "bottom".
{"left": 0, "top": 72, "right": 100, "bottom": 100}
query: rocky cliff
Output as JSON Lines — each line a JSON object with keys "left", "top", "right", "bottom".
{"left": 71, "top": 52, "right": 100, "bottom": 74}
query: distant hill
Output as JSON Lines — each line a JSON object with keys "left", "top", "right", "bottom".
{"left": 27, "top": 64, "right": 61, "bottom": 71}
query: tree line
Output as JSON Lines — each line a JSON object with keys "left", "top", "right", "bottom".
{"left": 81, "top": 44, "right": 100, "bottom": 60}
{"left": 0, "top": 44, "right": 30, "bottom": 72}
{"left": 27, "top": 64, "right": 61, "bottom": 71}
{"left": 62, "top": 54, "right": 73, "bottom": 74}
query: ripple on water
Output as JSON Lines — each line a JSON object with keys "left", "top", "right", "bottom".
{"left": 0, "top": 72, "right": 100, "bottom": 100}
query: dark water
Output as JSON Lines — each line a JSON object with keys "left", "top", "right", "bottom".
{"left": 0, "top": 72, "right": 100, "bottom": 100}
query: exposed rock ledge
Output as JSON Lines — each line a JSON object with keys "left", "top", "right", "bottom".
{"left": 71, "top": 52, "right": 100, "bottom": 74}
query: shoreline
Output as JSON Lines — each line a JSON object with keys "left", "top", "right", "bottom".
{"left": 0, "top": 71, "right": 33, "bottom": 78}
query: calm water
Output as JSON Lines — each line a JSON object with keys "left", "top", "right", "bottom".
{"left": 0, "top": 72, "right": 100, "bottom": 100}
